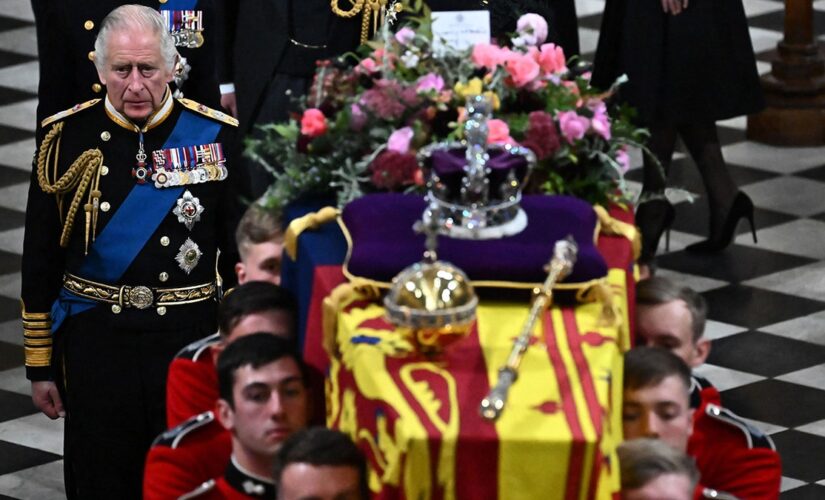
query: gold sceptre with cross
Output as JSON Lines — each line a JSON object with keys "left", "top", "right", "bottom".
{"left": 479, "top": 236, "right": 578, "bottom": 422}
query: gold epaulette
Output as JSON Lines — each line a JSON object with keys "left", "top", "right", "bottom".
{"left": 177, "top": 98, "right": 238, "bottom": 127}
{"left": 41, "top": 99, "right": 101, "bottom": 128}
{"left": 21, "top": 300, "right": 52, "bottom": 368}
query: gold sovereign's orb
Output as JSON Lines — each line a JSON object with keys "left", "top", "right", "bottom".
{"left": 384, "top": 261, "right": 477, "bottom": 354}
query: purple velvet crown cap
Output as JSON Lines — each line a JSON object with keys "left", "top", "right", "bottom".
{"left": 424, "top": 148, "right": 531, "bottom": 201}
{"left": 342, "top": 193, "right": 608, "bottom": 285}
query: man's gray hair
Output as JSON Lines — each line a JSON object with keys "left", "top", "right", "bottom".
{"left": 94, "top": 4, "right": 178, "bottom": 73}
{"left": 618, "top": 438, "right": 700, "bottom": 490}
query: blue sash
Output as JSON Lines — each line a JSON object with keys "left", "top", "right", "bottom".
{"left": 51, "top": 110, "right": 221, "bottom": 331}
{"left": 159, "top": 0, "right": 198, "bottom": 10}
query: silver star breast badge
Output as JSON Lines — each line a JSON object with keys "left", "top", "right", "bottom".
{"left": 175, "top": 238, "right": 202, "bottom": 274}
{"left": 173, "top": 190, "right": 204, "bottom": 230}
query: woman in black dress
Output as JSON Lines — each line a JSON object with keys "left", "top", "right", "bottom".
{"left": 592, "top": 0, "right": 763, "bottom": 271}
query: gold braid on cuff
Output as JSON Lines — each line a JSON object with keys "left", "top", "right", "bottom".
{"left": 21, "top": 301, "right": 52, "bottom": 368}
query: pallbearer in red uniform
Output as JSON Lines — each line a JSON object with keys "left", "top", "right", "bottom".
{"left": 166, "top": 281, "right": 297, "bottom": 427}
{"left": 170, "top": 334, "right": 310, "bottom": 499}
{"left": 622, "top": 347, "right": 781, "bottom": 500}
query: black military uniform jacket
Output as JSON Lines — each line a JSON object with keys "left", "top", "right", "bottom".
{"left": 21, "top": 90, "right": 240, "bottom": 381}
{"left": 32, "top": 0, "right": 221, "bottom": 123}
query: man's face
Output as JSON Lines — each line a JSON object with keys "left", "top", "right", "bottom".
{"left": 97, "top": 28, "right": 173, "bottom": 121}
{"left": 278, "top": 463, "right": 362, "bottom": 500}
{"left": 623, "top": 473, "right": 693, "bottom": 500}
{"left": 236, "top": 241, "right": 283, "bottom": 285}
{"left": 212, "top": 310, "right": 294, "bottom": 365}
{"left": 637, "top": 300, "right": 708, "bottom": 368}
{"left": 622, "top": 375, "right": 693, "bottom": 451}
{"left": 218, "top": 357, "right": 308, "bottom": 458}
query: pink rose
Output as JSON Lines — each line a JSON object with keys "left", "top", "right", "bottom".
{"left": 536, "top": 43, "right": 567, "bottom": 75}
{"left": 387, "top": 126, "right": 414, "bottom": 153}
{"left": 350, "top": 103, "right": 366, "bottom": 131}
{"left": 516, "top": 13, "right": 548, "bottom": 46}
{"left": 472, "top": 43, "right": 507, "bottom": 69}
{"left": 616, "top": 147, "right": 630, "bottom": 173}
{"left": 557, "top": 111, "right": 589, "bottom": 144}
{"left": 300, "top": 108, "right": 327, "bottom": 137}
{"left": 358, "top": 58, "right": 378, "bottom": 74}
{"left": 416, "top": 73, "right": 445, "bottom": 93}
{"left": 395, "top": 27, "right": 415, "bottom": 46}
{"left": 487, "top": 119, "right": 514, "bottom": 145}
{"left": 589, "top": 100, "right": 611, "bottom": 140}
{"left": 505, "top": 53, "right": 540, "bottom": 88}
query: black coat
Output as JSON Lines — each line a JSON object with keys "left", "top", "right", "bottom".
{"left": 32, "top": 0, "right": 221, "bottom": 124}
{"left": 592, "top": 0, "right": 763, "bottom": 124}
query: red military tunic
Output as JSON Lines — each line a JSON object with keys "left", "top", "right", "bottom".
{"left": 179, "top": 457, "right": 276, "bottom": 499}
{"left": 689, "top": 402, "right": 782, "bottom": 500}
{"left": 167, "top": 333, "right": 221, "bottom": 427}
{"left": 144, "top": 411, "right": 232, "bottom": 500}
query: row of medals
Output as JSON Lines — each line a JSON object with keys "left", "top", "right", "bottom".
{"left": 151, "top": 163, "right": 228, "bottom": 189}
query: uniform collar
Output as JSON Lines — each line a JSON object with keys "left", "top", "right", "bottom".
{"left": 226, "top": 455, "right": 276, "bottom": 498}
{"left": 104, "top": 86, "right": 174, "bottom": 133}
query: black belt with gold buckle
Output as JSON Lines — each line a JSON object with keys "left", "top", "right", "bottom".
{"left": 63, "top": 273, "right": 216, "bottom": 311}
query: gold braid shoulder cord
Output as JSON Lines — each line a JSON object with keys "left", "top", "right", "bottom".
{"left": 36, "top": 122, "right": 104, "bottom": 254}
{"left": 330, "top": 0, "right": 387, "bottom": 44}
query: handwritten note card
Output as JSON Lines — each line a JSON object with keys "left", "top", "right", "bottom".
{"left": 431, "top": 10, "right": 491, "bottom": 54}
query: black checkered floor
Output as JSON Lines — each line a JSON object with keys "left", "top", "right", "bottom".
{"left": 0, "top": 0, "right": 823, "bottom": 498}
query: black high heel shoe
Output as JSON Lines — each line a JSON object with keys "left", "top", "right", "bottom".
{"left": 636, "top": 198, "right": 676, "bottom": 267}
{"left": 686, "top": 192, "right": 757, "bottom": 253}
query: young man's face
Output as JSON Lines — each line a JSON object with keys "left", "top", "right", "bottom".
{"left": 278, "top": 463, "right": 362, "bottom": 500}
{"left": 217, "top": 357, "right": 308, "bottom": 458}
{"left": 212, "top": 310, "right": 294, "bottom": 365}
{"left": 622, "top": 375, "right": 693, "bottom": 452}
{"left": 622, "top": 473, "right": 693, "bottom": 500}
{"left": 236, "top": 241, "right": 283, "bottom": 285}
{"left": 636, "top": 300, "right": 709, "bottom": 368}
{"left": 97, "top": 28, "right": 173, "bottom": 122}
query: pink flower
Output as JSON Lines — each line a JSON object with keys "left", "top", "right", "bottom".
{"left": 395, "top": 27, "right": 415, "bottom": 46}
{"left": 557, "top": 111, "right": 589, "bottom": 144}
{"left": 300, "top": 108, "right": 327, "bottom": 137}
{"left": 521, "top": 111, "right": 560, "bottom": 160}
{"left": 486, "top": 119, "right": 512, "bottom": 144}
{"left": 536, "top": 43, "right": 567, "bottom": 75}
{"left": 589, "top": 100, "right": 611, "bottom": 140}
{"left": 472, "top": 43, "right": 507, "bottom": 69}
{"left": 616, "top": 147, "right": 630, "bottom": 173}
{"left": 370, "top": 151, "right": 420, "bottom": 190}
{"left": 516, "top": 13, "right": 548, "bottom": 46}
{"left": 387, "top": 127, "right": 414, "bottom": 153}
{"left": 358, "top": 58, "right": 378, "bottom": 74}
{"left": 416, "top": 73, "right": 445, "bottom": 93}
{"left": 350, "top": 103, "right": 366, "bottom": 131}
{"left": 505, "top": 53, "right": 540, "bottom": 88}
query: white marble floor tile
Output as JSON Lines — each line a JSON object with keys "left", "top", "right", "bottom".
{"left": 703, "top": 320, "right": 748, "bottom": 341}
{"left": 742, "top": 0, "right": 785, "bottom": 17}
{"left": 0, "top": 227, "right": 25, "bottom": 255}
{"left": 0, "top": 182, "right": 28, "bottom": 212}
{"left": 815, "top": 0, "right": 825, "bottom": 11}
{"left": 0, "top": 0, "right": 33, "bottom": 21}
{"left": 781, "top": 477, "right": 809, "bottom": 493}
{"left": 0, "top": 460, "right": 65, "bottom": 499}
{"left": 574, "top": 0, "right": 605, "bottom": 17}
{"left": 759, "top": 310, "right": 825, "bottom": 347}
{"left": 795, "top": 419, "right": 825, "bottom": 438}
{"left": 722, "top": 141, "right": 825, "bottom": 174}
{"left": 578, "top": 27, "right": 600, "bottom": 56}
{"left": 745, "top": 261, "right": 825, "bottom": 303}
{"left": 718, "top": 116, "right": 747, "bottom": 131}
{"left": 0, "top": 271, "right": 21, "bottom": 299}
{"left": 775, "top": 363, "right": 825, "bottom": 390}
{"left": 0, "top": 61, "right": 38, "bottom": 93}
{"left": 756, "top": 60, "right": 771, "bottom": 76}
{"left": 734, "top": 219, "right": 825, "bottom": 260}
{"left": 654, "top": 269, "right": 728, "bottom": 293}
{"left": 0, "top": 137, "right": 36, "bottom": 172}
{"left": 0, "top": 26, "right": 37, "bottom": 57}
{"left": 0, "top": 99, "right": 37, "bottom": 132}
{"left": 742, "top": 177, "right": 825, "bottom": 217}
{"left": 747, "top": 27, "right": 783, "bottom": 54}
{"left": 693, "top": 363, "right": 765, "bottom": 391}
{"left": 0, "top": 366, "right": 30, "bottom": 395}
{"left": 737, "top": 416, "right": 786, "bottom": 436}
{"left": 0, "top": 319, "right": 23, "bottom": 347}
{"left": 0, "top": 413, "right": 63, "bottom": 455}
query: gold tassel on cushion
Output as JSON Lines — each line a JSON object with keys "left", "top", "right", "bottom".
{"left": 284, "top": 206, "right": 340, "bottom": 260}
{"left": 593, "top": 204, "right": 641, "bottom": 260}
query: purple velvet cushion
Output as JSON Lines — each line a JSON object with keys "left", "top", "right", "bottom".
{"left": 342, "top": 194, "right": 607, "bottom": 285}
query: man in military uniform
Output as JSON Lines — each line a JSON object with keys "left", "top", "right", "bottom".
{"left": 32, "top": 0, "right": 220, "bottom": 124}
{"left": 22, "top": 5, "right": 239, "bottom": 498}
{"left": 623, "top": 347, "right": 782, "bottom": 499}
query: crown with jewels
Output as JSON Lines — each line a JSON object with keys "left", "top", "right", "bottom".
{"left": 416, "top": 95, "right": 536, "bottom": 240}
